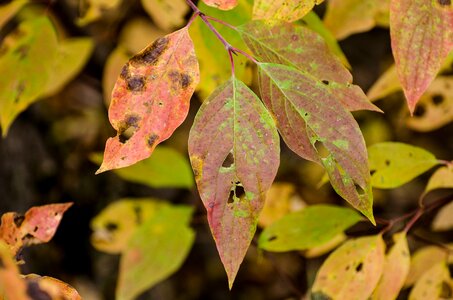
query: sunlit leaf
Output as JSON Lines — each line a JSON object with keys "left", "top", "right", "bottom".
{"left": 0, "top": 241, "right": 28, "bottom": 300}
{"left": 312, "top": 235, "right": 385, "bottom": 300}
{"left": 90, "top": 198, "right": 168, "bottom": 254}
{"left": 424, "top": 166, "right": 453, "bottom": 196}
{"left": 258, "top": 205, "right": 362, "bottom": 252}
{"left": 202, "top": 0, "right": 238, "bottom": 10}
{"left": 189, "top": 1, "right": 252, "bottom": 99}
{"left": 368, "top": 142, "right": 439, "bottom": 188}
{"left": 77, "top": 0, "right": 121, "bottom": 25}
{"left": 97, "top": 27, "right": 200, "bottom": 173}
{"left": 116, "top": 206, "right": 194, "bottom": 300}
{"left": 324, "top": 0, "right": 390, "bottom": 40}
{"left": 371, "top": 233, "right": 410, "bottom": 300}
{"left": 141, "top": 0, "right": 189, "bottom": 30}
{"left": 188, "top": 77, "right": 280, "bottom": 288}
{"left": 0, "top": 17, "right": 58, "bottom": 136}
{"left": 432, "top": 200, "right": 453, "bottom": 231}
{"left": 390, "top": 0, "right": 453, "bottom": 114}
{"left": 409, "top": 262, "right": 453, "bottom": 300}
{"left": 303, "top": 233, "right": 346, "bottom": 258}
{"left": 91, "top": 146, "right": 193, "bottom": 189}
{"left": 23, "top": 274, "right": 82, "bottom": 300}
{"left": 0, "top": 0, "right": 27, "bottom": 29}
{"left": 253, "top": 0, "right": 324, "bottom": 22}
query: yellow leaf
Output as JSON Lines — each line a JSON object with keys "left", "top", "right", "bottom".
{"left": 303, "top": 233, "right": 346, "bottom": 258}
{"left": 409, "top": 262, "right": 453, "bottom": 300}
{"left": 141, "top": 0, "right": 189, "bottom": 31}
{"left": 0, "top": 241, "right": 28, "bottom": 300}
{"left": 432, "top": 200, "right": 453, "bottom": 231}
{"left": 405, "top": 246, "right": 450, "bottom": 287}
{"left": 77, "top": 0, "right": 122, "bottom": 25}
{"left": 253, "top": 0, "right": 324, "bottom": 22}
{"left": 0, "top": 0, "right": 27, "bottom": 29}
{"left": 424, "top": 166, "right": 453, "bottom": 196}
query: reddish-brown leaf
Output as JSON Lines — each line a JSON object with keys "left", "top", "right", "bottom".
{"left": 97, "top": 27, "right": 199, "bottom": 173}
{"left": 188, "top": 77, "right": 280, "bottom": 288}
{"left": 390, "top": 0, "right": 453, "bottom": 114}
{"left": 202, "top": 0, "right": 238, "bottom": 10}
{"left": 0, "top": 241, "right": 28, "bottom": 300}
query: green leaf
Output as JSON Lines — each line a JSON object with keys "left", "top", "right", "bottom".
{"left": 257, "top": 62, "right": 374, "bottom": 223}
{"left": 368, "top": 142, "right": 439, "bottom": 188}
{"left": 116, "top": 205, "right": 195, "bottom": 300}
{"left": 258, "top": 205, "right": 362, "bottom": 252}
{"left": 0, "top": 17, "right": 58, "bottom": 136}
{"left": 252, "top": 0, "right": 324, "bottom": 22}
{"left": 0, "top": 0, "right": 27, "bottom": 29}
{"left": 188, "top": 77, "right": 280, "bottom": 288}
{"left": 312, "top": 235, "right": 385, "bottom": 300}
{"left": 91, "top": 146, "right": 193, "bottom": 189}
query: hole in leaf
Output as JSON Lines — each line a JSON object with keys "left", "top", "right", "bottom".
{"left": 413, "top": 105, "right": 426, "bottom": 117}
{"left": 118, "top": 126, "right": 136, "bottom": 144}
{"left": 385, "top": 160, "right": 391, "bottom": 166}
{"left": 355, "top": 262, "right": 363, "bottom": 272}
{"left": 222, "top": 152, "right": 234, "bottom": 168}
{"left": 227, "top": 190, "right": 235, "bottom": 204}
{"left": 267, "top": 235, "right": 277, "bottom": 242}
{"left": 370, "top": 170, "right": 376, "bottom": 176}
{"left": 235, "top": 185, "right": 245, "bottom": 199}
{"left": 33, "top": 226, "right": 38, "bottom": 232}
{"left": 432, "top": 94, "right": 444, "bottom": 105}
{"left": 13, "top": 214, "right": 25, "bottom": 227}
{"left": 355, "top": 184, "right": 365, "bottom": 196}
{"left": 314, "top": 141, "right": 328, "bottom": 159}
{"left": 441, "top": 281, "right": 453, "bottom": 298}
{"left": 105, "top": 222, "right": 118, "bottom": 231}
{"left": 134, "top": 206, "right": 143, "bottom": 225}
{"left": 322, "top": 80, "right": 329, "bottom": 85}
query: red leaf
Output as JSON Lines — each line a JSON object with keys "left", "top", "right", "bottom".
{"left": 188, "top": 77, "right": 280, "bottom": 288}
{"left": 390, "top": 0, "right": 453, "bottom": 114}
{"left": 97, "top": 27, "right": 200, "bottom": 173}
{"left": 202, "top": 0, "right": 238, "bottom": 10}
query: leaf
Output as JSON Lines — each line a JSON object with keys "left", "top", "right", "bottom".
{"left": 77, "top": 0, "right": 121, "bottom": 25}
{"left": 258, "top": 205, "right": 362, "bottom": 252}
{"left": 90, "top": 198, "right": 168, "bottom": 254}
{"left": 141, "top": 0, "right": 189, "bottom": 30}
{"left": 406, "top": 76, "right": 453, "bottom": 132}
{"left": 188, "top": 77, "right": 280, "bottom": 288}
{"left": 91, "top": 146, "right": 193, "bottom": 189}
{"left": 24, "top": 274, "right": 82, "bottom": 300}
{"left": 189, "top": 0, "right": 252, "bottom": 99}
{"left": 312, "top": 235, "right": 385, "bottom": 300}
{"left": 0, "top": 17, "right": 58, "bottom": 136}
{"left": 390, "top": 0, "right": 453, "bottom": 114}
{"left": 116, "top": 206, "right": 194, "bottom": 300}
{"left": 424, "top": 166, "right": 453, "bottom": 196}
{"left": 202, "top": 0, "right": 238, "bottom": 10}
{"left": 303, "top": 233, "right": 347, "bottom": 258}
{"left": 323, "top": 0, "right": 390, "bottom": 40}
{"left": 432, "top": 200, "right": 453, "bottom": 231}
{"left": 253, "top": 0, "right": 325, "bottom": 22}
{"left": 409, "top": 262, "right": 453, "bottom": 300}
{"left": 0, "top": 241, "right": 28, "bottom": 300}
{"left": 257, "top": 62, "right": 374, "bottom": 223}
{"left": 0, "top": 0, "right": 27, "bottom": 29}
{"left": 368, "top": 142, "right": 439, "bottom": 188}
{"left": 371, "top": 233, "right": 410, "bottom": 300}
{"left": 97, "top": 27, "right": 200, "bottom": 173}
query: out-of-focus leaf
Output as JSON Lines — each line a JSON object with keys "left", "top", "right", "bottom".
{"left": 432, "top": 201, "right": 453, "bottom": 232}
{"left": 189, "top": 0, "right": 252, "bottom": 99}
{"left": 409, "top": 262, "right": 453, "bottom": 300}
{"left": 0, "top": 203, "right": 72, "bottom": 255}
{"left": 91, "top": 146, "right": 193, "bottom": 189}
{"left": 202, "top": 0, "right": 238, "bottom": 10}
{"left": 0, "top": 17, "right": 58, "bottom": 136}
{"left": 0, "top": 0, "right": 27, "bottom": 29}
{"left": 77, "top": 0, "right": 121, "bottom": 25}
{"left": 141, "top": 0, "right": 188, "bottom": 31}
{"left": 116, "top": 206, "right": 194, "bottom": 300}
{"left": 90, "top": 198, "right": 168, "bottom": 254}
{"left": 424, "top": 166, "right": 453, "bottom": 196}
{"left": 324, "top": 0, "right": 390, "bottom": 40}
{"left": 390, "top": 0, "right": 453, "bottom": 114}
{"left": 24, "top": 274, "right": 82, "bottom": 300}
{"left": 0, "top": 241, "right": 28, "bottom": 300}
{"left": 253, "top": 0, "right": 324, "bottom": 22}
{"left": 303, "top": 233, "right": 346, "bottom": 258}
{"left": 259, "top": 205, "right": 362, "bottom": 252}
{"left": 188, "top": 77, "right": 280, "bottom": 288}
{"left": 258, "top": 182, "right": 305, "bottom": 228}
{"left": 406, "top": 77, "right": 453, "bottom": 132}
{"left": 371, "top": 233, "right": 410, "bottom": 300}
{"left": 368, "top": 142, "right": 439, "bottom": 189}
{"left": 312, "top": 235, "right": 385, "bottom": 300}
{"left": 97, "top": 27, "right": 200, "bottom": 173}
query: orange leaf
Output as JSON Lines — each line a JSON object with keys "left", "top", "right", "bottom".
{"left": 97, "top": 27, "right": 200, "bottom": 173}
{"left": 202, "top": 0, "right": 238, "bottom": 10}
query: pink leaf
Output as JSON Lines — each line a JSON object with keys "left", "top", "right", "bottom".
{"left": 202, "top": 0, "right": 238, "bottom": 10}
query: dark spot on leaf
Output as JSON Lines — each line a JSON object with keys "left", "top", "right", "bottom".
{"left": 438, "top": 0, "right": 451, "bottom": 5}
{"left": 134, "top": 206, "right": 142, "bottom": 225}
{"left": 267, "top": 235, "right": 277, "bottom": 242}
{"left": 120, "top": 64, "right": 130, "bottom": 79}
{"left": 227, "top": 190, "right": 235, "bottom": 204}
{"left": 181, "top": 73, "right": 192, "bottom": 89}
{"left": 168, "top": 70, "right": 193, "bottom": 89}
{"left": 125, "top": 115, "right": 140, "bottom": 128}
{"left": 355, "top": 262, "right": 363, "bottom": 272}
{"left": 322, "top": 80, "right": 329, "bottom": 85}
{"left": 158, "top": 101, "right": 163, "bottom": 106}
{"left": 131, "top": 37, "right": 169, "bottom": 65}
{"left": 345, "top": 265, "right": 350, "bottom": 270}
{"left": 105, "top": 222, "right": 118, "bottom": 231}
{"left": 370, "top": 170, "right": 376, "bottom": 176}
{"left": 26, "top": 281, "right": 51, "bottom": 300}
{"left": 147, "top": 134, "right": 159, "bottom": 147}
{"left": 235, "top": 185, "right": 245, "bottom": 199}
{"left": 385, "top": 160, "right": 390, "bottom": 166}
{"left": 14, "top": 45, "right": 29, "bottom": 60}
{"left": 291, "top": 34, "right": 298, "bottom": 41}
{"left": 311, "top": 291, "right": 332, "bottom": 300}
{"left": 432, "top": 94, "right": 444, "bottom": 105}
{"left": 448, "top": 263, "right": 453, "bottom": 277}
{"left": 414, "top": 105, "right": 425, "bottom": 117}
{"left": 13, "top": 214, "right": 25, "bottom": 227}
{"left": 33, "top": 226, "right": 38, "bottom": 232}
{"left": 15, "top": 81, "right": 26, "bottom": 103}
{"left": 441, "top": 281, "right": 452, "bottom": 298}
{"left": 126, "top": 76, "right": 146, "bottom": 92}
{"left": 22, "top": 233, "right": 33, "bottom": 241}
{"left": 222, "top": 152, "right": 234, "bottom": 167}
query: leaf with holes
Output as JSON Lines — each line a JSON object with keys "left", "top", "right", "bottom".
{"left": 202, "top": 0, "right": 238, "bottom": 10}
{"left": 116, "top": 206, "right": 194, "bottom": 300}
{"left": 312, "top": 235, "right": 385, "bottom": 300}
{"left": 24, "top": 275, "right": 82, "bottom": 300}
{"left": 371, "top": 233, "right": 410, "bottom": 300}
{"left": 257, "top": 62, "right": 374, "bottom": 223}
{"left": 253, "top": 0, "right": 324, "bottom": 22}
{"left": 409, "top": 262, "right": 453, "bottom": 300}
{"left": 390, "top": 0, "right": 453, "bottom": 114}
{"left": 258, "top": 205, "right": 362, "bottom": 252}
{"left": 424, "top": 166, "right": 453, "bottom": 196}
{"left": 432, "top": 201, "right": 453, "bottom": 232}
{"left": 96, "top": 27, "right": 200, "bottom": 173}
{"left": 0, "top": 17, "right": 58, "bottom": 136}
{"left": 141, "top": 0, "right": 189, "bottom": 30}
{"left": 368, "top": 142, "right": 439, "bottom": 189}
{"left": 0, "top": 241, "right": 28, "bottom": 300}
{"left": 188, "top": 77, "right": 279, "bottom": 288}
{"left": 0, "top": 0, "right": 27, "bottom": 29}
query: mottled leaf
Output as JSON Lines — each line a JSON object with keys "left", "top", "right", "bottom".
{"left": 188, "top": 77, "right": 280, "bottom": 288}
{"left": 141, "top": 0, "right": 188, "bottom": 30}
{"left": 409, "top": 262, "right": 453, "bottom": 300}
{"left": 424, "top": 166, "right": 453, "bottom": 196}
{"left": 0, "top": 17, "right": 58, "bottom": 136}
{"left": 253, "top": 0, "right": 324, "bottom": 22}
{"left": 91, "top": 146, "right": 193, "bottom": 189}
{"left": 390, "top": 0, "right": 453, "bottom": 114}
{"left": 368, "top": 142, "right": 439, "bottom": 188}
{"left": 432, "top": 200, "right": 453, "bottom": 231}
{"left": 371, "top": 233, "right": 410, "bottom": 300}
{"left": 116, "top": 206, "right": 194, "bottom": 300}
{"left": 189, "top": 1, "right": 252, "bottom": 99}
{"left": 312, "top": 235, "right": 385, "bottom": 300}
{"left": 202, "top": 0, "right": 238, "bottom": 10}
{"left": 90, "top": 198, "right": 168, "bottom": 254}
{"left": 324, "top": 0, "right": 390, "bottom": 40}
{"left": 97, "top": 27, "right": 200, "bottom": 173}
{"left": 24, "top": 274, "right": 82, "bottom": 300}
{"left": 0, "top": 241, "right": 28, "bottom": 300}
{"left": 257, "top": 62, "right": 374, "bottom": 223}
{"left": 258, "top": 205, "right": 362, "bottom": 252}
{"left": 0, "top": 0, "right": 27, "bottom": 29}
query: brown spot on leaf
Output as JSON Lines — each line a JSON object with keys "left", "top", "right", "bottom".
{"left": 131, "top": 37, "right": 169, "bottom": 66}
{"left": 181, "top": 73, "right": 192, "bottom": 89}
{"left": 438, "top": 0, "right": 451, "bottom": 6}
{"left": 126, "top": 76, "right": 146, "bottom": 92}
{"left": 14, "top": 45, "right": 29, "bottom": 60}
{"left": 120, "top": 64, "right": 130, "bottom": 79}
{"left": 168, "top": 70, "right": 192, "bottom": 89}
{"left": 147, "top": 134, "right": 159, "bottom": 147}
{"left": 125, "top": 115, "right": 140, "bottom": 127}
{"left": 291, "top": 34, "right": 298, "bottom": 41}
